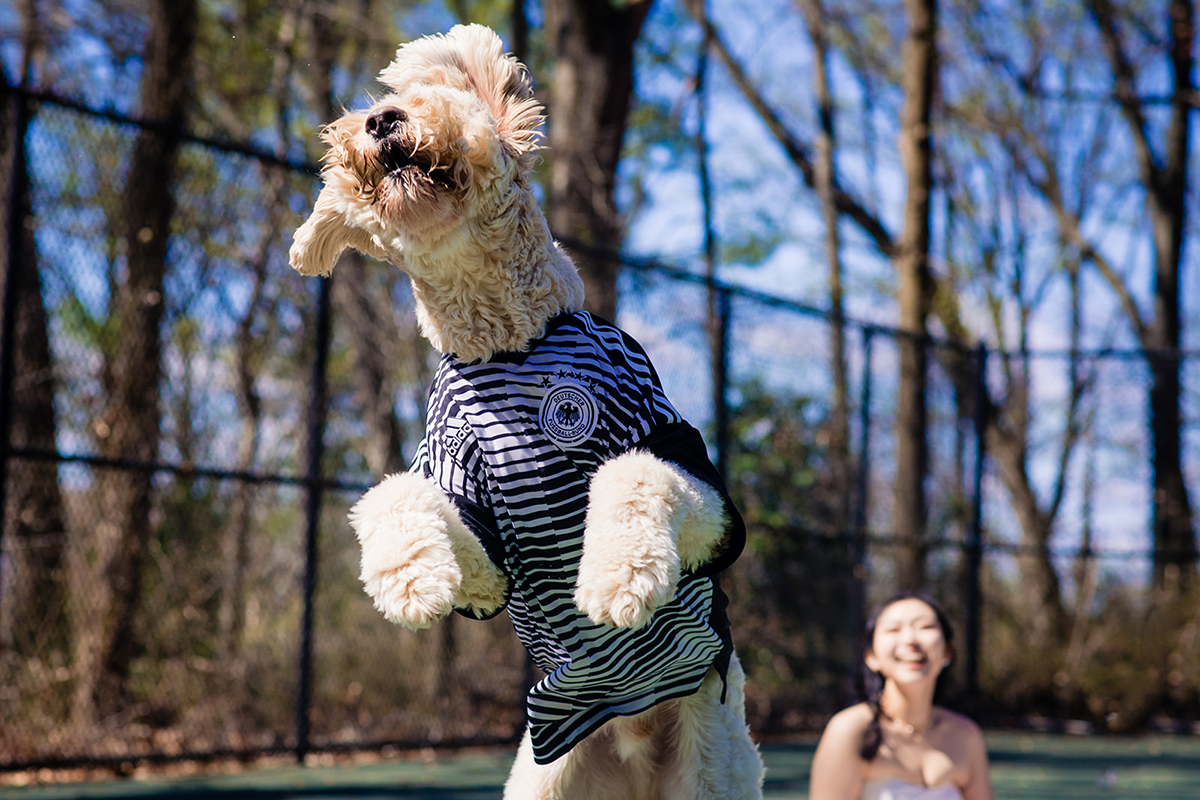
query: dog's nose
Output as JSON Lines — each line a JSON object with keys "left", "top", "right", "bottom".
{"left": 365, "top": 107, "right": 407, "bottom": 140}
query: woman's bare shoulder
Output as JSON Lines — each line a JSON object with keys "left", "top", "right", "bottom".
{"left": 822, "top": 702, "right": 875, "bottom": 738}
{"left": 935, "top": 707, "right": 984, "bottom": 736}
{"left": 934, "top": 707, "right": 988, "bottom": 754}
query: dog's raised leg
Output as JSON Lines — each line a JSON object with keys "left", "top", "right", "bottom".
{"left": 350, "top": 473, "right": 507, "bottom": 628}
{"left": 288, "top": 174, "right": 392, "bottom": 279}
{"left": 574, "top": 451, "right": 727, "bottom": 629}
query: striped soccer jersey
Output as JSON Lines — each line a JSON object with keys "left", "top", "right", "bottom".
{"left": 410, "top": 311, "right": 744, "bottom": 765}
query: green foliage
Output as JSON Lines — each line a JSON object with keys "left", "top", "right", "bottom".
{"left": 724, "top": 379, "right": 860, "bottom": 728}
{"left": 196, "top": 0, "right": 293, "bottom": 133}
{"left": 980, "top": 568, "right": 1200, "bottom": 731}
{"left": 727, "top": 378, "right": 834, "bottom": 527}
{"left": 442, "top": 0, "right": 512, "bottom": 34}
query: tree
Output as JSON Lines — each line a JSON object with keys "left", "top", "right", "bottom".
{"left": 1086, "top": 0, "right": 1195, "bottom": 596}
{"left": 208, "top": 0, "right": 304, "bottom": 661}
{"left": 684, "top": 1, "right": 1096, "bottom": 633}
{"left": 686, "top": 1, "right": 935, "bottom": 586}
{"left": 958, "top": 0, "right": 1196, "bottom": 599}
{"left": 801, "top": 0, "right": 852, "bottom": 539}
{"left": 71, "top": 0, "right": 199, "bottom": 722}
{"left": 725, "top": 379, "right": 857, "bottom": 716}
{"left": 544, "top": 0, "right": 654, "bottom": 321}
{"left": 891, "top": 0, "right": 938, "bottom": 590}
{"left": 932, "top": 151, "right": 1083, "bottom": 650}
{"left": 0, "top": 0, "right": 70, "bottom": 656}
{"left": 304, "top": 0, "right": 419, "bottom": 479}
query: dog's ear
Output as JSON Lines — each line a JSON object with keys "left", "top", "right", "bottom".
{"left": 455, "top": 25, "right": 544, "bottom": 167}
{"left": 381, "top": 25, "right": 544, "bottom": 169}
{"left": 486, "top": 62, "right": 544, "bottom": 170}
{"left": 290, "top": 184, "right": 388, "bottom": 276}
{"left": 291, "top": 112, "right": 391, "bottom": 276}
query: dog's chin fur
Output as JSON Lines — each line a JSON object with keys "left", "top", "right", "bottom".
{"left": 289, "top": 23, "right": 584, "bottom": 364}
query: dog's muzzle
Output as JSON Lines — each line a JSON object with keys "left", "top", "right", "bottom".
{"left": 365, "top": 106, "right": 434, "bottom": 177}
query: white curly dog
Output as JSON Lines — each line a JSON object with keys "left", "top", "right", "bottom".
{"left": 289, "top": 24, "right": 764, "bottom": 800}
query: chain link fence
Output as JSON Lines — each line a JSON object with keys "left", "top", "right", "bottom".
{"left": 1, "top": 84, "right": 1197, "bottom": 774}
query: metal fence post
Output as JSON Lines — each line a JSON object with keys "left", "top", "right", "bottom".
{"left": 296, "top": 275, "right": 332, "bottom": 764}
{"left": 964, "top": 341, "right": 987, "bottom": 710}
{"left": 0, "top": 84, "right": 33, "bottom": 629}
{"left": 849, "top": 327, "right": 874, "bottom": 681}
{"left": 712, "top": 288, "right": 731, "bottom": 486}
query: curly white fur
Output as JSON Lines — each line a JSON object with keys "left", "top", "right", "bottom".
{"left": 575, "top": 451, "right": 728, "bottom": 629}
{"left": 349, "top": 473, "right": 507, "bottom": 628}
{"left": 503, "top": 655, "right": 764, "bottom": 799}
{"left": 289, "top": 24, "right": 584, "bottom": 363}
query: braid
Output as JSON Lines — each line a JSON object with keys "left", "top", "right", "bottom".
{"left": 859, "top": 667, "right": 885, "bottom": 760}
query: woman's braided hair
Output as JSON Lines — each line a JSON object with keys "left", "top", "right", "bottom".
{"left": 857, "top": 591, "right": 956, "bottom": 761}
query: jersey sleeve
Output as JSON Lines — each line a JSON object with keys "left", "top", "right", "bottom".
{"left": 408, "top": 436, "right": 431, "bottom": 478}
{"left": 636, "top": 421, "right": 746, "bottom": 577}
{"left": 414, "top": 423, "right": 510, "bottom": 618}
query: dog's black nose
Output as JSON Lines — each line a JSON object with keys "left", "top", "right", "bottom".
{"left": 365, "top": 107, "right": 407, "bottom": 139}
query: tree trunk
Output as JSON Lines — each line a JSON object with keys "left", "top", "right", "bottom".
{"left": 1086, "top": 0, "right": 1195, "bottom": 595}
{"left": 1149, "top": 353, "right": 1194, "bottom": 592}
{"left": 334, "top": 255, "right": 409, "bottom": 476}
{"left": 544, "top": 0, "right": 652, "bottom": 322}
{"left": 71, "top": 0, "right": 198, "bottom": 722}
{"left": 218, "top": 214, "right": 272, "bottom": 661}
{"left": 216, "top": 0, "right": 307, "bottom": 662}
{"left": 0, "top": 11, "right": 70, "bottom": 653}
{"left": 803, "top": 0, "right": 851, "bottom": 533}
{"left": 986, "top": 426, "right": 1067, "bottom": 645}
{"left": 511, "top": 0, "right": 529, "bottom": 65}
{"left": 932, "top": 284, "right": 1077, "bottom": 651}
{"left": 893, "top": 0, "right": 937, "bottom": 590}
{"left": 1145, "top": 0, "right": 1195, "bottom": 594}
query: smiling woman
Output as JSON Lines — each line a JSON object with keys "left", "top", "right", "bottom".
{"left": 808, "top": 593, "right": 994, "bottom": 800}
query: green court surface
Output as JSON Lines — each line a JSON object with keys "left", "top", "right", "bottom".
{"left": 2, "top": 733, "right": 1197, "bottom": 799}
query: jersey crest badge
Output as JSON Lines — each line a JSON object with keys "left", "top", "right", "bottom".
{"left": 539, "top": 380, "right": 599, "bottom": 448}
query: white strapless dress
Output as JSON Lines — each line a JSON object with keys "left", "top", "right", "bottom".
{"left": 861, "top": 778, "right": 964, "bottom": 800}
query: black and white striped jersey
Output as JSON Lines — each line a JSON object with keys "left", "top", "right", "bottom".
{"left": 410, "top": 311, "right": 744, "bottom": 765}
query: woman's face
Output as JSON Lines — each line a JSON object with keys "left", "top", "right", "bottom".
{"left": 865, "top": 598, "right": 950, "bottom": 687}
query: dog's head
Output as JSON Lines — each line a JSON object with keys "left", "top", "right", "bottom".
{"left": 289, "top": 24, "right": 545, "bottom": 276}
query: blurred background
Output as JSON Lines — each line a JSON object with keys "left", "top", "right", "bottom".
{"left": 0, "top": 0, "right": 1197, "bottom": 774}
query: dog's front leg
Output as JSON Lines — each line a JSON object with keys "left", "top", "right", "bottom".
{"left": 350, "top": 473, "right": 508, "bottom": 629}
{"left": 574, "top": 451, "right": 727, "bottom": 629}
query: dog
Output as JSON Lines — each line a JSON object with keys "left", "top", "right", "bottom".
{"left": 289, "top": 24, "right": 765, "bottom": 799}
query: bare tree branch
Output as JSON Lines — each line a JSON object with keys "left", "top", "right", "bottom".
{"left": 684, "top": 6, "right": 898, "bottom": 258}
{"left": 1086, "top": 0, "right": 1159, "bottom": 189}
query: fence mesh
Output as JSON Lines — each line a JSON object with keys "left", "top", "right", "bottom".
{"left": 2, "top": 85, "right": 1199, "bottom": 772}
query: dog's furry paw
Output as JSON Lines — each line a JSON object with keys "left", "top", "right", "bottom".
{"left": 350, "top": 473, "right": 465, "bottom": 630}
{"left": 574, "top": 452, "right": 688, "bottom": 629}
{"left": 453, "top": 535, "right": 509, "bottom": 619}
{"left": 574, "top": 555, "right": 677, "bottom": 630}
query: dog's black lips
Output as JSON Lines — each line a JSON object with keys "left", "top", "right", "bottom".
{"left": 377, "top": 139, "right": 458, "bottom": 190}
{"left": 378, "top": 139, "right": 425, "bottom": 175}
